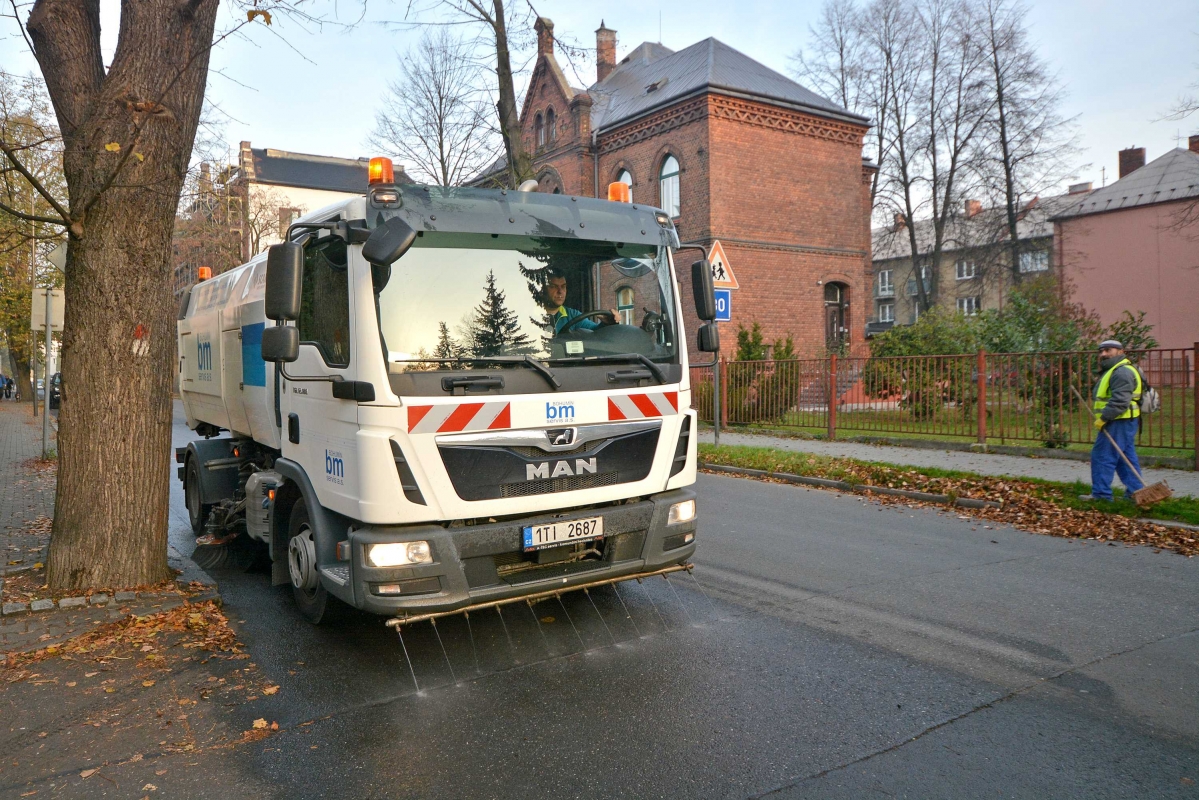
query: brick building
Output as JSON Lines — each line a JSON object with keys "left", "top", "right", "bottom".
{"left": 172, "top": 144, "right": 413, "bottom": 302}
{"left": 478, "top": 19, "right": 874, "bottom": 357}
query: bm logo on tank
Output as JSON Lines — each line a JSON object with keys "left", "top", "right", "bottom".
{"left": 545, "top": 401, "right": 575, "bottom": 422}
{"left": 325, "top": 450, "right": 345, "bottom": 485}
{"left": 196, "top": 334, "right": 213, "bottom": 381}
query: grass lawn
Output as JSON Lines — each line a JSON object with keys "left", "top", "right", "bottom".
{"left": 699, "top": 442, "right": 1199, "bottom": 527}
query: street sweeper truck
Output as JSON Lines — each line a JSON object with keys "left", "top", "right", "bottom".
{"left": 175, "top": 160, "right": 720, "bottom": 624}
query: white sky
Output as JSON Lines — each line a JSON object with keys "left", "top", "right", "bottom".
{"left": 1, "top": 0, "right": 1196, "bottom": 193}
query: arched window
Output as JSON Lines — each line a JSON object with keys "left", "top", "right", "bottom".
{"left": 535, "top": 113, "right": 545, "bottom": 148}
{"left": 616, "top": 169, "right": 633, "bottom": 202}
{"left": 659, "top": 155, "right": 680, "bottom": 218}
{"left": 617, "top": 286, "right": 635, "bottom": 325}
{"left": 546, "top": 107, "right": 556, "bottom": 142}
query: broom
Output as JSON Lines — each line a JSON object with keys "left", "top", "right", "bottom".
{"left": 1070, "top": 384, "right": 1172, "bottom": 506}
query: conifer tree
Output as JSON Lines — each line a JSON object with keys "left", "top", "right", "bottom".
{"left": 432, "top": 321, "right": 462, "bottom": 360}
{"left": 467, "top": 270, "right": 534, "bottom": 356}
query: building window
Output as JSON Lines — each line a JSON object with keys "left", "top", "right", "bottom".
{"left": 617, "top": 286, "right": 635, "bottom": 325}
{"left": 957, "top": 296, "right": 981, "bottom": 316}
{"left": 905, "top": 265, "right": 931, "bottom": 296}
{"left": 535, "top": 113, "right": 545, "bottom": 148}
{"left": 660, "top": 155, "right": 680, "bottom": 218}
{"left": 1019, "top": 250, "right": 1049, "bottom": 273}
{"left": 877, "top": 269, "right": 893, "bottom": 297}
{"left": 878, "top": 302, "right": 894, "bottom": 323}
{"left": 616, "top": 169, "right": 633, "bottom": 202}
{"left": 546, "top": 107, "right": 556, "bottom": 142}
{"left": 956, "top": 260, "right": 976, "bottom": 280}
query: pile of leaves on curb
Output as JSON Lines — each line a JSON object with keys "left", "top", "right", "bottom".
{"left": 4, "top": 601, "right": 243, "bottom": 673}
{"left": 700, "top": 443, "right": 1198, "bottom": 557}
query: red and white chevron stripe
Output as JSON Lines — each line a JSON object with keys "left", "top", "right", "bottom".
{"left": 407, "top": 401, "right": 511, "bottom": 434}
{"left": 608, "top": 391, "right": 678, "bottom": 420}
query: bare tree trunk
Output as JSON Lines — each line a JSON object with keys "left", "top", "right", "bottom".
{"left": 490, "top": 0, "right": 529, "bottom": 184}
{"left": 29, "top": 0, "right": 220, "bottom": 589}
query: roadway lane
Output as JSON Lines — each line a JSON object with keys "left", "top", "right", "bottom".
{"left": 169, "top": 409, "right": 1199, "bottom": 798}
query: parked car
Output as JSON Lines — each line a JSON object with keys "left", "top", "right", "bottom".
{"left": 49, "top": 372, "right": 61, "bottom": 410}
{"left": 35, "top": 378, "right": 44, "bottom": 400}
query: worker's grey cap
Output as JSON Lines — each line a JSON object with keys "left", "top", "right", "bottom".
{"left": 1098, "top": 339, "right": 1123, "bottom": 350}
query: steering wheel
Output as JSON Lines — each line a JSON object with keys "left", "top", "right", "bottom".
{"left": 559, "top": 310, "right": 613, "bottom": 333}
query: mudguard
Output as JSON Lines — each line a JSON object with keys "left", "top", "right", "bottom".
{"left": 184, "top": 439, "right": 241, "bottom": 506}
{"left": 271, "top": 458, "right": 356, "bottom": 605}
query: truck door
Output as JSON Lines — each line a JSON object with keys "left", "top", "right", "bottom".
{"left": 279, "top": 233, "right": 360, "bottom": 517}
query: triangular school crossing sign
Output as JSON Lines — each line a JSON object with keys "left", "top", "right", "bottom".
{"left": 707, "top": 240, "right": 739, "bottom": 289}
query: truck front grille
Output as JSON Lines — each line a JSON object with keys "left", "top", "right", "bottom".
{"left": 499, "top": 471, "right": 618, "bottom": 498}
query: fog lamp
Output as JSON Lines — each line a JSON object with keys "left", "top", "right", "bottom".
{"left": 367, "top": 541, "right": 432, "bottom": 567}
{"left": 667, "top": 499, "right": 696, "bottom": 525}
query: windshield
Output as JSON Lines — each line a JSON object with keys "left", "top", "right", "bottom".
{"left": 377, "top": 233, "right": 678, "bottom": 370}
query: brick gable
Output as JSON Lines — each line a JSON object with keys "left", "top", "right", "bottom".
{"left": 512, "top": 24, "right": 872, "bottom": 357}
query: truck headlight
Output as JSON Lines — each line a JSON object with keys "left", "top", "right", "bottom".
{"left": 367, "top": 541, "right": 432, "bottom": 567}
{"left": 667, "top": 500, "right": 696, "bottom": 525}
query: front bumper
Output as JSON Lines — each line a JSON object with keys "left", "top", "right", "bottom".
{"left": 337, "top": 488, "right": 697, "bottom": 616}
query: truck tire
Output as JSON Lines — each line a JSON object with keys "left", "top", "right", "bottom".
{"left": 185, "top": 457, "right": 212, "bottom": 535}
{"left": 287, "top": 498, "right": 338, "bottom": 624}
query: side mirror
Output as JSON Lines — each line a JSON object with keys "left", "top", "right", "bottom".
{"left": 265, "top": 242, "right": 303, "bottom": 321}
{"left": 697, "top": 321, "right": 720, "bottom": 353}
{"left": 262, "top": 325, "right": 299, "bottom": 362}
{"left": 691, "top": 259, "right": 716, "bottom": 321}
{"left": 362, "top": 216, "right": 417, "bottom": 269}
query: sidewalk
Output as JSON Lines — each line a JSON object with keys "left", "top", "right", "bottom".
{"left": 0, "top": 402, "right": 56, "bottom": 583}
{"left": 699, "top": 429, "right": 1199, "bottom": 498}
{"left": 1, "top": 402, "right": 215, "bottom": 654}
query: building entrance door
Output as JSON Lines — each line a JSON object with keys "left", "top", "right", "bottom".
{"left": 824, "top": 282, "right": 848, "bottom": 350}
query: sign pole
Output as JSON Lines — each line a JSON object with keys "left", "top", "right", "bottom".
{"left": 42, "top": 288, "right": 52, "bottom": 458}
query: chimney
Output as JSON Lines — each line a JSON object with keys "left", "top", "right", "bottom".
{"left": 596, "top": 21, "right": 617, "bottom": 83}
{"left": 964, "top": 199, "right": 982, "bottom": 218}
{"left": 893, "top": 213, "right": 906, "bottom": 231}
{"left": 238, "top": 140, "right": 255, "bottom": 182}
{"left": 1068, "top": 181, "right": 1092, "bottom": 195}
{"left": 1189, "top": 135, "right": 1199, "bottom": 154}
{"left": 1118, "top": 146, "right": 1145, "bottom": 178}
{"left": 534, "top": 17, "right": 554, "bottom": 58}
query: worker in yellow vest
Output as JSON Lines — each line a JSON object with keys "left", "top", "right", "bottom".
{"left": 1080, "top": 340, "right": 1145, "bottom": 502}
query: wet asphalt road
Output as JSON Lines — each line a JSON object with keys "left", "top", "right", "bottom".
{"left": 169, "top": 408, "right": 1199, "bottom": 799}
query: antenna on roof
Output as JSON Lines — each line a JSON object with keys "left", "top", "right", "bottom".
{"left": 659, "top": 10, "right": 662, "bottom": 44}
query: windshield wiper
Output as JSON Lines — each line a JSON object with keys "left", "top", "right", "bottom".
{"left": 548, "top": 353, "right": 667, "bottom": 385}
{"left": 457, "top": 355, "right": 562, "bottom": 390}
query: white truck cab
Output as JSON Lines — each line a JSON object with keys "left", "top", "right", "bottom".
{"left": 176, "top": 169, "right": 720, "bottom": 623}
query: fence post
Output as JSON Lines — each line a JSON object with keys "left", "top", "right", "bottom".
{"left": 828, "top": 353, "right": 837, "bottom": 440}
{"left": 977, "top": 349, "right": 987, "bottom": 445}
{"left": 1193, "top": 342, "right": 1198, "bottom": 471}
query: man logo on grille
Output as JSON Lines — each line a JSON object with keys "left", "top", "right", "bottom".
{"left": 547, "top": 428, "right": 576, "bottom": 446}
{"left": 526, "top": 458, "right": 597, "bottom": 480}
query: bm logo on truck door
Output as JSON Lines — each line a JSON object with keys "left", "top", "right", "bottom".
{"left": 196, "top": 335, "right": 213, "bottom": 381}
{"left": 527, "top": 458, "right": 596, "bottom": 480}
{"left": 325, "top": 450, "right": 345, "bottom": 485}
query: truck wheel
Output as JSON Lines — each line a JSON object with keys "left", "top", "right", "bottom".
{"left": 287, "top": 499, "right": 337, "bottom": 624}
{"left": 185, "top": 457, "right": 212, "bottom": 535}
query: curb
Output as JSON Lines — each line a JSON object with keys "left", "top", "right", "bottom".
{"left": 700, "top": 462, "right": 1002, "bottom": 509}
{"left": 699, "top": 425, "right": 1194, "bottom": 472}
{"left": 2, "top": 546, "right": 220, "bottom": 618}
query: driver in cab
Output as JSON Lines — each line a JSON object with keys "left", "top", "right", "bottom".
{"left": 543, "top": 271, "right": 618, "bottom": 334}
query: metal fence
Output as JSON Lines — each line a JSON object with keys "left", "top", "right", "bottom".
{"left": 690, "top": 346, "right": 1198, "bottom": 465}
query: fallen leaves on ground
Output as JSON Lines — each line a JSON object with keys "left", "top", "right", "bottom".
{"left": 700, "top": 445, "right": 1197, "bottom": 557}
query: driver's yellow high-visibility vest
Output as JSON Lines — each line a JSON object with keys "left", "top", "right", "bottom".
{"left": 1094, "top": 358, "right": 1142, "bottom": 420}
